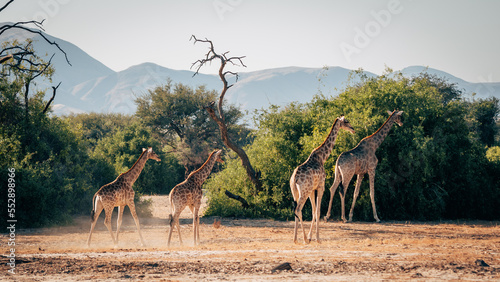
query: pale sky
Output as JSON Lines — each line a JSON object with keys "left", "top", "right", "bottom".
{"left": 2, "top": 0, "right": 499, "bottom": 82}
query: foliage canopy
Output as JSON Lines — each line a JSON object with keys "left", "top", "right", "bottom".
{"left": 135, "top": 80, "right": 252, "bottom": 173}
{"left": 205, "top": 71, "right": 500, "bottom": 221}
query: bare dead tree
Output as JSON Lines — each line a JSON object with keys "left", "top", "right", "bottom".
{"left": 190, "top": 35, "right": 262, "bottom": 195}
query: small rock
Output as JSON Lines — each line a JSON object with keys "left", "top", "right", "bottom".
{"left": 271, "top": 262, "right": 293, "bottom": 273}
{"left": 475, "top": 259, "right": 489, "bottom": 267}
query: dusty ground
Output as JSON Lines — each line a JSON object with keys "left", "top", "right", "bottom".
{"left": 1, "top": 195, "right": 499, "bottom": 281}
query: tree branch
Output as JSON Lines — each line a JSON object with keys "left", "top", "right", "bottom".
{"left": 0, "top": 0, "right": 14, "bottom": 13}
{"left": 190, "top": 35, "right": 246, "bottom": 120}
{"left": 1, "top": 44, "right": 37, "bottom": 76}
{"left": 225, "top": 190, "right": 249, "bottom": 209}
{"left": 24, "top": 79, "right": 30, "bottom": 119}
{"left": 42, "top": 81, "right": 61, "bottom": 114}
{"left": 204, "top": 99, "right": 262, "bottom": 194}
{"left": 0, "top": 46, "right": 34, "bottom": 58}
{"left": 0, "top": 54, "right": 13, "bottom": 64}
{"left": 189, "top": 35, "right": 246, "bottom": 83}
{"left": 0, "top": 21, "right": 71, "bottom": 66}
{"left": 30, "top": 53, "right": 54, "bottom": 81}
{"left": 169, "top": 121, "right": 185, "bottom": 140}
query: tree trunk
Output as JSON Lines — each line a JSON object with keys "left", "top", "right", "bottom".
{"left": 24, "top": 80, "right": 30, "bottom": 120}
{"left": 205, "top": 103, "right": 262, "bottom": 194}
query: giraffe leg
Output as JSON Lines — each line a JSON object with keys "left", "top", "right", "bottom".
{"left": 293, "top": 191, "right": 310, "bottom": 244}
{"left": 307, "top": 194, "right": 316, "bottom": 241}
{"left": 116, "top": 205, "right": 125, "bottom": 245}
{"left": 368, "top": 170, "right": 381, "bottom": 223}
{"left": 339, "top": 174, "right": 354, "bottom": 223}
{"left": 128, "top": 202, "right": 145, "bottom": 247}
{"left": 197, "top": 214, "right": 200, "bottom": 243}
{"left": 315, "top": 184, "right": 324, "bottom": 243}
{"left": 193, "top": 206, "right": 200, "bottom": 245}
{"left": 188, "top": 205, "right": 195, "bottom": 245}
{"left": 103, "top": 206, "right": 117, "bottom": 247}
{"left": 325, "top": 166, "right": 341, "bottom": 221}
{"left": 176, "top": 215, "right": 183, "bottom": 245}
{"left": 167, "top": 214, "right": 175, "bottom": 247}
{"left": 196, "top": 204, "right": 201, "bottom": 243}
{"left": 87, "top": 200, "right": 103, "bottom": 247}
{"left": 168, "top": 209, "right": 183, "bottom": 247}
{"left": 348, "top": 174, "right": 364, "bottom": 222}
{"left": 294, "top": 216, "right": 299, "bottom": 244}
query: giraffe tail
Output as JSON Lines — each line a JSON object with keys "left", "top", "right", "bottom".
{"left": 168, "top": 191, "right": 174, "bottom": 227}
{"left": 90, "top": 192, "right": 97, "bottom": 222}
{"left": 168, "top": 214, "right": 173, "bottom": 227}
{"left": 334, "top": 163, "right": 344, "bottom": 195}
{"left": 290, "top": 173, "right": 299, "bottom": 220}
{"left": 338, "top": 182, "right": 344, "bottom": 195}
{"left": 292, "top": 200, "right": 299, "bottom": 219}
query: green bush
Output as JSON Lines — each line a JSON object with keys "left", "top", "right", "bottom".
{"left": 0, "top": 116, "right": 99, "bottom": 228}
{"left": 486, "top": 146, "right": 500, "bottom": 164}
{"left": 204, "top": 71, "right": 500, "bottom": 221}
{"left": 89, "top": 118, "right": 184, "bottom": 195}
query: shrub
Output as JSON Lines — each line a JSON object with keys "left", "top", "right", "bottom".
{"left": 204, "top": 71, "right": 500, "bottom": 221}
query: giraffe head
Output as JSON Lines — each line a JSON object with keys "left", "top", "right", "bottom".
{"left": 143, "top": 147, "right": 161, "bottom": 162}
{"left": 338, "top": 116, "right": 355, "bottom": 134}
{"left": 214, "top": 149, "right": 224, "bottom": 164}
{"left": 387, "top": 110, "right": 404, "bottom": 126}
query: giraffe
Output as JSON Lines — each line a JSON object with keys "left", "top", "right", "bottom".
{"left": 290, "top": 116, "right": 355, "bottom": 244}
{"left": 167, "top": 149, "right": 223, "bottom": 246}
{"left": 87, "top": 147, "right": 161, "bottom": 247}
{"left": 325, "top": 110, "right": 404, "bottom": 223}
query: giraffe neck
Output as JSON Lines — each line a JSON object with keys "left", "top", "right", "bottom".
{"left": 313, "top": 118, "right": 340, "bottom": 164}
{"left": 122, "top": 150, "right": 148, "bottom": 185}
{"left": 188, "top": 151, "right": 219, "bottom": 186}
{"left": 364, "top": 114, "right": 395, "bottom": 150}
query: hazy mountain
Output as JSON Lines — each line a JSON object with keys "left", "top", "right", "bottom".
{"left": 228, "top": 66, "right": 376, "bottom": 112}
{"left": 68, "top": 62, "right": 221, "bottom": 114}
{"left": 2, "top": 25, "right": 499, "bottom": 119}
{"left": 399, "top": 66, "right": 500, "bottom": 99}
{"left": 1, "top": 23, "right": 113, "bottom": 88}
{"left": 66, "top": 64, "right": 376, "bottom": 116}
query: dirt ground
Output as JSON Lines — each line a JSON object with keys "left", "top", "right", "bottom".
{"left": 1, "top": 195, "right": 499, "bottom": 281}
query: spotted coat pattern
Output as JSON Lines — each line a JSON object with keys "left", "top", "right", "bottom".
{"left": 325, "top": 110, "right": 404, "bottom": 223}
{"left": 290, "top": 116, "right": 355, "bottom": 244}
{"left": 87, "top": 147, "right": 161, "bottom": 247}
{"left": 167, "top": 149, "right": 223, "bottom": 246}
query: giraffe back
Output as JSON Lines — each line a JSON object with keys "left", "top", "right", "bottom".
{"left": 169, "top": 176, "right": 203, "bottom": 212}
{"left": 291, "top": 151, "right": 326, "bottom": 196}
{"left": 169, "top": 149, "right": 222, "bottom": 210}
{"left": 96, "top": 175, "right": 135, "bottom": 206}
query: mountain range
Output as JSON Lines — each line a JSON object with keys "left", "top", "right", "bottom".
{"left": 2, "top": 25, "right": 499, "bottom": 121}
